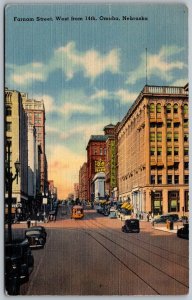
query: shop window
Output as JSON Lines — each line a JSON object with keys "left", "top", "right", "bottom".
{"left": 168, "top": 191, "right": 179, "bottom": 212}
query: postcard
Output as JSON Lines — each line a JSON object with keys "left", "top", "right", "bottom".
{"left": 4, "top": 2, "right": 189, "bottom": 296}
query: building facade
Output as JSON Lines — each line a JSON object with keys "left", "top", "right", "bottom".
{"left": 5, "top": 88, "right": 28, "bottom": 211}
{"left": 22, "top": 98, "right": 47, "bottom": 194}
{"left": 117, "top": 84, "right": 189, "bottom": 217}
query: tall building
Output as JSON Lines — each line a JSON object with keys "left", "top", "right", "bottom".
{"left": 86, "top": 135, "right": 107, "bottom": 201}
{"left": 22, "top": 98, "right": 47, "bottom": 194}
{"left": 117, "top": 84, "right": 189, "bottom": 216}
{"left": 79, "top": 162, "right": 88, "bottom": 201}
{"left": 5, "top": 88, "right": 28, "bottom": 211}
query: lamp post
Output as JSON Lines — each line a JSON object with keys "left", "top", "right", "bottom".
{"left": 5, "top": 141, "right": 20, "bottom": 243}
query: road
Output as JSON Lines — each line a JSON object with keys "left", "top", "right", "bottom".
{"left": 11, "top": 206, "right": 189, "bottom": 296}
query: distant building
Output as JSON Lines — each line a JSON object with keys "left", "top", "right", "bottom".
{"left": 74, "top": 183, "right": 79, "bottom": 199}
{"left": 5, "top": 88, "right": 28, "bottom": 211}
{"left": 117, "top": 84, "right": 189, "bottom": 216}
{"left": 79, "top": 162, "right": 88, "bottom": 201}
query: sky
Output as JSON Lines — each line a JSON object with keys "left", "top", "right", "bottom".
{"left": 5, "top": 3, "right": 188, "bottom": 199}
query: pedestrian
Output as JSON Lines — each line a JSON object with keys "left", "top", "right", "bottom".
{"left": 27, "top": 217, "right": 31, "bottom": 228}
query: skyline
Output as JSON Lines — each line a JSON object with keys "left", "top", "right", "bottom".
{"left": 5, "top": 3, "right": 188, "bottom": 198}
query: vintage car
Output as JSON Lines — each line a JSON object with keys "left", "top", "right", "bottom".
{"left": 25, "top": 226, "right": 47, "bottom": 248}
{"left": 71, "top": 205, "right": 84, "bottom": 219}
{"left": 152, "top": 213, "right": 179, "bottom": 224}
{"left": 121, "top": 219, "right": 140, "bottom": 233}
{"left": 5, "top": 238, "right": 34, "bottom": 283}
{"left": 5, "top": 256, "right": 20, "bottom": 295}
{"left": 177, "top": 223, "right": 189, "bottom": 240}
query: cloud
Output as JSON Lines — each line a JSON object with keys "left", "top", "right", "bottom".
{"left": 7, "top": 41, "right": 121, "bottom": 87}
{"left": 114, "top": 89, "right": 138, "bottom": 104}
{"left": 34, "top": 94, "right": 55, "bottom": 113}
{"left": 126, "top": 45, "right": 186, "bottom": 85}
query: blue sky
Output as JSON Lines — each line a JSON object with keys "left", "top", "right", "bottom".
{"left": 5, "top": 4, "right": 188, "bottom": 198}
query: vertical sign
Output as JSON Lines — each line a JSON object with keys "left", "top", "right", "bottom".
{"left": 110, "top": 140, "right": 116, "bottom": 188}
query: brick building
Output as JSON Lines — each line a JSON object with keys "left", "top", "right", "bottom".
{"left": 79, "top": 162, "right": 88, "bottom": 201}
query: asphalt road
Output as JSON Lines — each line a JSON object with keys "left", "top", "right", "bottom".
{"left": 12, "top": 206, "right": 189, "bottom": 296}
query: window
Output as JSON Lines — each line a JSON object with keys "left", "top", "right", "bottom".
{"left": 174, "top": 175, "right": 179, "bottom": 184}
{"left": 167, "top": 132, "right": 172, "bottom": 142}
{"left": 157, "top": 123, "right": 162, "bottom": 128}
{"left": 174, "top": 162, "right": 179, "bottom": 170}
{"left": 174, "top": 132, "right": 179, "bottom": 142}
{"left": 150, "top": 132, "right": 155, "bottom": 142}
{"left": 184, "top": 162, "right": 189, "bottom": 170}
{"left": 157, "top": 132, "right": 162, "bottom": 142}
{"left": 174, "top": 122, "right": 180, "bottom": 128}
{"left": 6, "top": 106, "right": 12, "bottom": 116}
{"left": 166, "top": 104, "right": 171, "bottom": 113}
{"left": 157, "top": 103, "right": 161, "bottom": 113}
{"left": 185, "top": 191, "right": 189, "bottom": 212}
{"left": 174, "top": 147, "right": 179, "bottom": 156}
{"left": 157, "top": 175, "right": 162, "bottom": 184}
{"left": 167, "top": 175, "right": 172, "bottom": 184}
{"left": 150, "top": 122, "right": 155, "bottom": 128}
{"left": 104, "top": 148, "right": 106, "bottom": 155}
{"left": 94, "top": 149, "right": 97, "bottom": 155}
{"left": 167, "top": 122, "right": 172, "bottom": 128}
{"left": 150, "top": 175, "right": 155, "bottom": 184}
{"left": 173, "top": 104, "right": 178, "bottom": 114}
{"left": 184, "top": 175, "right": 189, "bottom": 184}
{"left": 100, "top": 148, "right": 103, "bottom": 155}
{"left": 183, "top": 119, "right": 188, "bottom": 128}
{"left": 6, "top": 122, "right": 12, "bottom": 132}
{"left": 168, "top": 191, "right": 179, "bottom": 212}
{"left": 183, "top": 104, "right": 188, "bottom": 114}
{"left": 167, "top": 147, "right": 172, "bottom": 156}
{"left": 184, "top": 133, "right": 188, "bottom": 142}
{"left": 184, "top": 148, "right": 189, "bottom": 156}
{"left": 157, "top": 147, "right": 162, "bottom": 156}
{"left": 150, "top": 147, "right": 155, "bottom": 156}
{"left": 150, "top": 103, "right": 155, "bottom": 113}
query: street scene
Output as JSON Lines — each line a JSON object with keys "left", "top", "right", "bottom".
{"left": 4, "top": 3, "right": 189, "bottom": 297}
{"left": 7, "top": 204, "right": 188, "bottom": 296}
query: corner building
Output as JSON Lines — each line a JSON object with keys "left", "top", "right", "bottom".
{"left": 117, "top": 84, "right": 188, "bottom": 217}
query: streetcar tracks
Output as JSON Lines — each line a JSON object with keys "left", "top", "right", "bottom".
{"left": 79, "top": 218, "right": 188, "bottom": 294}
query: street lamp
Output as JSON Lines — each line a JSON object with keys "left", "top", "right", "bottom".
{"left": 5, "top": 141, "right": 20, "bottom": 243}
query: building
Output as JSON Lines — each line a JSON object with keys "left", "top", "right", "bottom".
{"left": 79, "top": 162, "right": 88, "bottom": 201}
{"left": 22, "top": 97, "right": 47, "bottom": 194}
{"left": 5, "top": 88, "right": 28, "bottom": 211}
{"left": 117, "top": 84, "right": 188, "bottom": 217}
{"left": 86, "top": 135, "right": 108, "bottom": 201}
{"left": 74, "top": 183, "right": 79, "bottom": 200}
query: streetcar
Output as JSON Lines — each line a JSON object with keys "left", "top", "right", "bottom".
{"left": 71, "top": 205, "right": 84, "bottom": 219}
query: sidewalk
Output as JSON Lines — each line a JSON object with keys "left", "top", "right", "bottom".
{"left": 153, "top": 223, "right": 183, "bottom": 234}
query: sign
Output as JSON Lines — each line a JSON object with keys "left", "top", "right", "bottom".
{"left": 110, "top": 140, "right": 116, "bottom": 188}
{"left": 95, "top": 160, "right": 105, "bottom": 172}
{"left": 43, "top": 197, "right": 48, "bottom": 204}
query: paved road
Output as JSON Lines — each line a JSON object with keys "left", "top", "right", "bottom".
{"left": 12, "top": 207, "right": 188, "bottom": 296}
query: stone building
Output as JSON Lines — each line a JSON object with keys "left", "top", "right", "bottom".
{"left": 117, "top": 84, "right": 188, "bottom": 216}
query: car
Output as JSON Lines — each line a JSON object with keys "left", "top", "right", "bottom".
{"left": 5, "top": 238, "right": 34, "bottom": 283}
{"left": 177, "top": 223, "right": 189, "bottom": 240}
{"left": 25, "top": 226, "right": 47, "bottom": 248}
{"left": 152, "top": 213, "right": 179, "bottom": 224}
{"left": 122, "top": 219, "right": 140, "bottom": 233}
{"left": 5, "top": 256, "right": 20, "bottom": 295}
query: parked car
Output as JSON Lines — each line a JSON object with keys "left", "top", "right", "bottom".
{"left": 152, "top": 213, "right": 179, "bottom": 224}
{"left": 5, "top": 256, "right": 20, "bottom": 295}
{"left": 177, "top": 223, "right": 189, "bottom": 240}
{"left": 117, "top": 208, "right": 132, "bottom": 221}
{"left": 25, "top": 226, "right": 47, "bottom": 248}
{"left": 122, "top": 219, "right": 140, "bottom": 233}
{"left": 5, "top": 238, "right": 34, "bottom": 283}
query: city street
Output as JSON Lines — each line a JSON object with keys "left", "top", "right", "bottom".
{"left": 9, "top": 206, "right": 189, "bottom": 296}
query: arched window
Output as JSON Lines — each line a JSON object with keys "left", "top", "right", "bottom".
{"left": 173, "top": 104, "right": 178, "bottom": 114}
{"left": 150, "top": 103, "right": 155, "bottom": 113}
{"left": 166, "top": 104, "right": 171, "bottom": 113}
{"left": 183, "top": 104, "right": 188, "bottom": 114}
{"left": 156, "top": 103, "right": 161, "bottom": 113}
